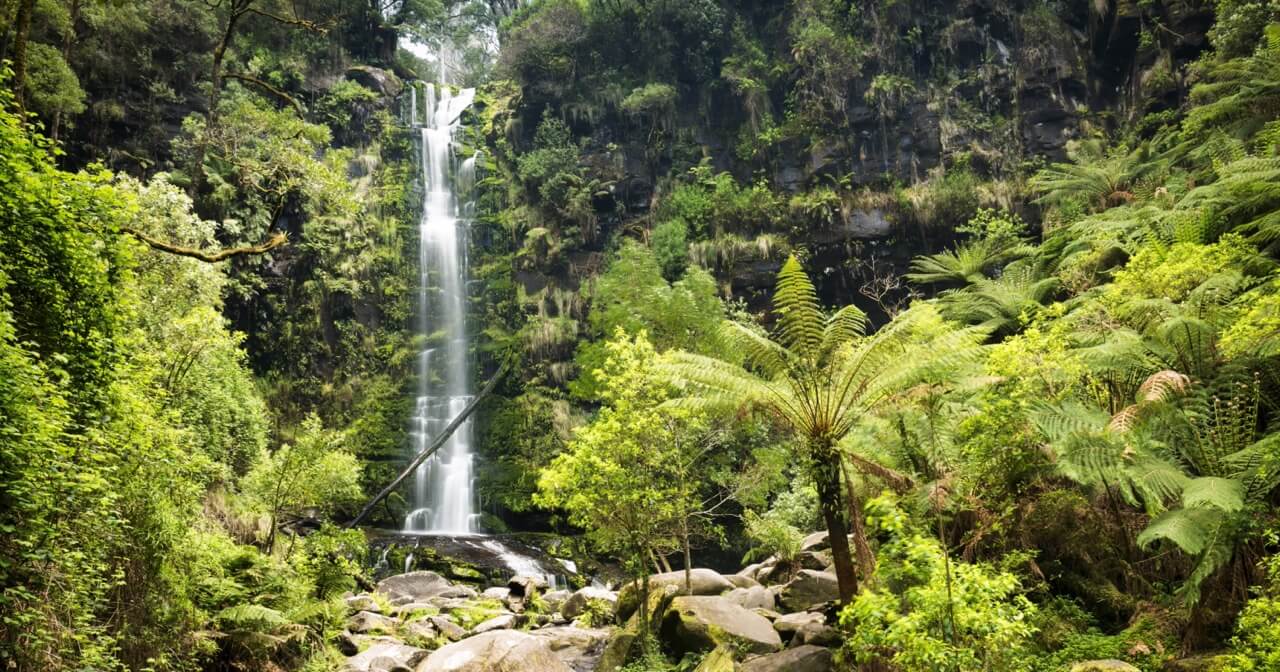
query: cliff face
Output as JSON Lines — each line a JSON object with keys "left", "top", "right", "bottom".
{"left": 475, "top": 0, "right": 1214, "bottom": 369}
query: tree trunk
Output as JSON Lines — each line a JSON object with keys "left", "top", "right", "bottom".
{"left": 813, "top": 451, "right": 857, "bottom": 603}
{"left": 11, "top": 0, "right": 34, "bottom": 111}
{"left": 681, "top": 518, "right": 692, "bottom": 594}
{"left": 841, "top": 460, "right": 876, "bottom": 576}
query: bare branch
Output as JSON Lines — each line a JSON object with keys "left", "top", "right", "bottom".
{"left": 122, "top": 228, "right": 288, "bottom": 263}
{"left": 224, "top": 73, "right": 305, "bottom": 114}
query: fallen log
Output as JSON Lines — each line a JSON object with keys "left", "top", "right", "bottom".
{"left": 346, "top": 361, "right": 508, "bottom": 528}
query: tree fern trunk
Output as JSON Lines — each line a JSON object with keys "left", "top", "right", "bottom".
{"left": 814, "top": 451, "right": 858, "bottom": 603}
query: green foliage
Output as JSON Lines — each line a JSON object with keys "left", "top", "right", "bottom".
{"left": 660, "top": 165, "right": 782, "bottom": 238}
{"left": 1220, "top": 543, "right": 1280, "bottom": 671}
{"left": 570, "top": 241, "right": 726, "bottom": 400}
{"left": 24, "top": 42, "right": 86, "bottom": 118}
{"left": 538, "top": 331, "right": 709, "bottom": 583}
{"left": 840, "top": 496, "right": 1038, "bottom": 672}
{"left": 244, "top": 414, "right": 362, "bottom": 549}
{"left": 651, "top": 218, "right": 689, "bottom": 280}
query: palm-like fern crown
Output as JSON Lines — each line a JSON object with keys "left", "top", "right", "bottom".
{"left": 664, "top": 256, "right": 984, "bottom": 453}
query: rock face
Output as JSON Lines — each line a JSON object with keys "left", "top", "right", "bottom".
{"left": 740, "top": 645, "right": 835, "bottom": 672}
{"left": 344, "top": 639, "right": 429, "bottom": 672}
{"left": 776, "top": 570, "right": 840, "bottom": 612}
{"left": 660, "top": 595, "right": 783, "bottom": 656}
{"left": 561, "top": 586, "right": 618, "bottom": 621}
{"left": 416, "top": 630, "right": 574, "bottom": 672}
{"left": 617, "top": 569, "right": 734, "bottom": 620}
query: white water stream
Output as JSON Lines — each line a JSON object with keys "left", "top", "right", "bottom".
{"left": 403, "top": 79, "right": 480, "bottom": 535}
{"left": 397, "top": 78, "right": 562, "bottom": 588}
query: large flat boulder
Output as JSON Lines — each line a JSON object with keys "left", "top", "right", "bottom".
{"left": 660, "top": 595, "right": 782, "bottom": 656}
{"left": 529, "top": 626, "right": 611, "bottom": 672}
{"left": 740, "top": 645, "right": 834, "bottom": 672}
{"left": 344, "top": 640, "right": 429, "bottom": 672}
{"left": 775, "top": 570, "right": 839, "bottom": 612}
{"left": 562, "top": 587, "right": 618, "bottom": 621}
{"left": 416, "top": 630, "right": 573, "bottom": 672}
{"left": 378, "top": 572, "right": 459, "bottom": 602}
{"left": 617, "top": 569, "right": 734, "bottom": 620}
{"left": 1070, "top": 662, "right": 1141, "bottom": 672}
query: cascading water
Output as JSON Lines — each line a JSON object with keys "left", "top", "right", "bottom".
{"left": 403, "top": 79, "right": 480, "bottom": 535}
{"left": 393, "top": 75, "right": 565, "bottom": 589}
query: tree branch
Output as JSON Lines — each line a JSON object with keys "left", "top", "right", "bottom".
{"left": 122, "top": 228, "right": 288, "bottom": 263}
{"left": 347, "top": 361, "right": 510, "bottom": 528}
{"left": 246, "top": 6, "right": 329, "bottom": 32}
{"left": 224, "top": 73, "right": 305, "bottom": 114}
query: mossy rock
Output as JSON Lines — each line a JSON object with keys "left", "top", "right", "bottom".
{"left": 694, "top": 645, "right": 737, "bottom": 672}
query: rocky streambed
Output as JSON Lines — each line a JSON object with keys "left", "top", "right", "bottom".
{"left": 339, "top": 531, "right": 846, "bottom": 672}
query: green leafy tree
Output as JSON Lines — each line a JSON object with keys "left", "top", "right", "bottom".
{"left": 244, "top": 414, "right": 362, "bottom": 553}
{"left": 538, "top": 331, "right": 709, "bottom": 627}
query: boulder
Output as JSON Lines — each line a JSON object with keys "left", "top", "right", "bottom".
{"left": 402, "top": 619, "right": 438, "bottom": 644}
{"left": 390, "top": 602, "right": 438, "bottom": 618}
{"left": 1069, "top": 662, "right": 1141, "bottom": 672}
{"left": 740, "top": 645, "right": 834, "bottom": 672}
{"left": 595, "top": 627, "right": 638, "bottom": 672}
{"left": 617, "top": 569, "right": 734, "bottom": 620}
{"left": 344, "top": 640, "right": 429, "bottom": 672}
{"left": 378, "top": 572, "right": 458, "bottom": 603}
{"left": 529, "top": 626, "right": 611, "bottom": 672}
{"left": 736, "top": 563, "right": 764, "bottom": 581}
{"left": 693, "top": 645, "right": 736, "bottom": 672}
{"left": 799, "top": 532, "right": 828, "bottom": 552}
{"left": 346, "top": 594, "right": 381, "bottom": 613}
{"left": 336, "top": 631, "right": 363, "bottom": 655}
{"left": 725, "top": 574, "right": 762, "bottom": 589}
{"left": 798, "top": 550, "right": 833, "bottom": 572}
{"left": 427, "top": 615, "right": 467, "bottom": 641}
{"left": 795, "top": 622, "right": 839, "bottom": 646}
{"left": 473, "top": 613, "right": 518, "bottom": 634}
{"left": 725, "top": 585, "right": 775, "bottom": 611}
{"left": 416, "top": 630, "right": 573, "bottom": 672}
{"left": 542, "top": 589, "right": 572, "bottom": 614}
{"left": 509, "top": 575, "right": 549, "bottom": 595}
{"left": 483, "top": 587, "right": 511, "bottom": 600}
{"left": 348, "top": 611, "right": 399, "bottom": 635}
{"left": 661, "top": 595, "right": 783, "bottom": 656}
{"left": 772, "top": 611, "right": 824, "bottom": 638}
{"left": 561, "top": 587, "right": 618, "bottom": 621}
{"left": 345, "top": 65, "right": 403, "bottom": 98}
{"left": 776, "top": 570, "right": 839, "bottom": 612}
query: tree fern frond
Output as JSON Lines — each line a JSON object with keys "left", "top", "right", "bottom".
{"left": 720, "top": 321, "right": 793, "bottom": 380}
{"left": 1180, "top": 476, "right": 1245, "bottom": 512}
{"left": 1137, "top": 506, "right": 1223, "bottom": 554}
{"left": 1138, "top": 370, "right": 1191, "bottom": 403}
{"left": 821, "top": 304, "right": 868, "bottom": 359}
{"left": 772, "top": 256, "right": 825, "bottom": 357}
{"left": 1033, "top": 401, "right": 1109, "bottom": 441}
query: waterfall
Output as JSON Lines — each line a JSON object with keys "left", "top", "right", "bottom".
{"left": 403, "top": 79, "right": 481, "bottom": 535}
